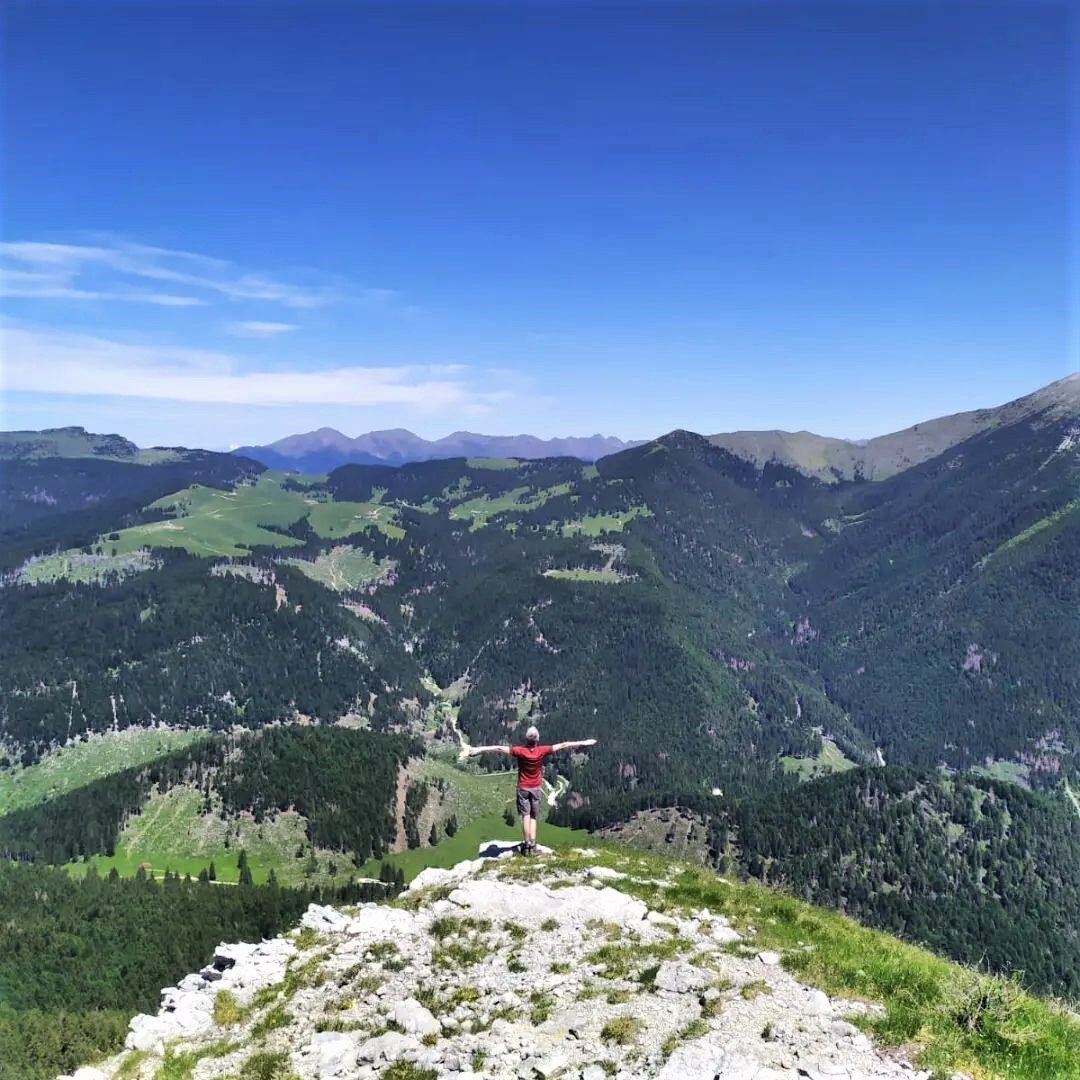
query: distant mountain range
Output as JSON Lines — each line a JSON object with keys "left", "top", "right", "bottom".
{"left": 7, "top": 374, "right": 1078, "bottom": 486}
{"left": 230, "top": 375, "right": 1079, "bottom": 479}
{"left": 231, "top": 429, "right": 645, "bottom": 472}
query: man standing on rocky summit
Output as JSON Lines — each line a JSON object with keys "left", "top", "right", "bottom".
{"left": 461, "top": 726, "right": 597, "bottom": 855}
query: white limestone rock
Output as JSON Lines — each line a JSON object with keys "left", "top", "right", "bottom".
{"left": 357, "top": 1030, "right": 421, "bottom": 1063}
{"left": 301, "top": 903, "right": 352, "bottom": 934}
{"left": 657, "top": 1040, "right": 759, "bottom": 1080}
{"left": 90, "top": 854, "right": 938, "bottom": 1080}
{"left": 711, "top": 924, "right": 742, "bottom": 945}
{"left": 447, "top": 878, "right": 647, "bottom": 926}
{"left": 347, "top": 903, "right": 417, "bottom": 938}
{"left": 306, "top": 1030, "right": 362, "bottom": 1078}
{"left": 533, "top": 1048, "right": 571, "bottom": 1078}
{"left": 390, "top": 997, "right": 441, "bottom": 1037}
{"left": 587, "top": 866, "right": 626, "bottom": 882}
{"left": 802, "top": 988, "right": 832, "bottom": 1017}
{"left": 646, "top": 910, "right": 679, "bottom": 928}
{"left": 653, "top": 960, "right": 709, "bottom": 994}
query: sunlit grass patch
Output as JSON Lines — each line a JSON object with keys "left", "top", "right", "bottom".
{"left": 739, "top": 979, "right": 770, "bottom": 1000}
{"left": 213, "top": 989, "right": 244, "bottom": 1027}
{"left": 600, "top": 1015, "right": 644, "bottom": 1046}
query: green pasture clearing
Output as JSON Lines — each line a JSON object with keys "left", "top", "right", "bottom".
{"left": 105, "top": 474, "right": 308, "bottom": 557}
{"left": 558, "top": 505, "right": 652, "bottom": 537}
{"left": 971, "top": 760, "right": 1031, "bottom": 787}
{"left": 87, "top": 473, "right": 407, "bottom": 561}
{"left": 307, "top": 499, "right": 405, "bottom": 540}
{"left": 448, "top": 486, "right": 530, "bottom": 528}
{"left": 780, "top": 737, "right": 857, "bottom": 781}
{"left": 543, "top": 568, "right": 625, "bottom": 583}
{"left": 14, "top": 548, "right": 159, "bottom": 586}
{"left": 284, "top": 545, "right": 394, "bottom": 592}
{"left": 448, "top": 483, "right": 574, "bottom": 529}
{"left": 65, "top": 785, "right": 366, "bottom": 889}
{"left": 581, "top": 464, "right": 600, "bottom": 480}
{"left": 466, "top": 457, "right": 520, "bottom": 470}
{"left": 411, "top": 758, "right": 517, "bottom": 824}
{"left": 0, "top": 729, "right": 208, "bottom": 814}
{"left": 547, "top": 847, "right": 1080, "bottom": 1080}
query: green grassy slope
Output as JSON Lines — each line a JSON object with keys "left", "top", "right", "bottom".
{"left": 0, "top": 729, "right": 208, "bottom": 814}
{"left": 107, "top": 474, "right": 309, "bottom": 557}
{"left": 65, "top": 785, "right": 359, "bottom": 888}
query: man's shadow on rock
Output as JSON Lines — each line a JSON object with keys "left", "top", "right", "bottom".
{"left": 478, "top": 839, "right": 521, "bottom": 858}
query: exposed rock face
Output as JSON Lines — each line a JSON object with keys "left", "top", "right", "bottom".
{"left": 65, "top": 850, "right": 933, "bottom": 1080}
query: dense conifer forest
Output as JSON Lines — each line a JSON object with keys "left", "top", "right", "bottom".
{"left": 730, "top": 768, "right": 1080, "bottom": 1001}
{"left": 0, "top": 861, "right": 396, "bottom": 1079}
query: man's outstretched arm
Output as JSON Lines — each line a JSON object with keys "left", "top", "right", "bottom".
{"left": 459, "top": 744, "right": 511, "bottom": 759}
{"left": 551, "top": 738, "right": 597, "bottom": 752}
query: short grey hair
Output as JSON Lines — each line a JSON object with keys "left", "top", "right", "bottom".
{"left": 525, "top": 725, "right": 540, "bottom": 743}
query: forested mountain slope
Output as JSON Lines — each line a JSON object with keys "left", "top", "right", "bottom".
{"left": 791, "top": 398, "right": 1080, "bottom": 774}
{"left": 2, "top": 374, "right": 1078, "bottom": 1001}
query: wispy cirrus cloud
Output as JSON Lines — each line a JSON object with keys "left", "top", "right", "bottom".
{"left": 227, "top": 321, "right": 300, "bottom": 337}
{"left": 0, "top": 264, "right": 208, "bottom": 307}
{"left": 0, "top": 239, "right": 403, "bottom": 312}
{"left": 1, "top": 326, "right": 511, "bottom": 414}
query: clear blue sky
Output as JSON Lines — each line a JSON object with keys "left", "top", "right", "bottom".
{"left": 1, "top": 2, "right": 1074, "bottom": 449}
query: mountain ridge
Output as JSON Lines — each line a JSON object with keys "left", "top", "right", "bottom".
{"left": 709, "top": 372, "right": 1079, "bottom": 482}
{"left": 233, "top": 428, "right": 645, "bottom": 472}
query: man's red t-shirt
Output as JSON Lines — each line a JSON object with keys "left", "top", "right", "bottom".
{"left": 510, "top": 744, "right": 552, "bottom": 788}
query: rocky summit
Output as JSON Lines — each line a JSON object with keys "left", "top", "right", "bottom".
{"left": 62, "top": 848, "right": 966, "bottom": 1080}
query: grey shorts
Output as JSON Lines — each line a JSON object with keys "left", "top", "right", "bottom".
{"left": 516, "top": 786, "right": 542, "bottom": 817}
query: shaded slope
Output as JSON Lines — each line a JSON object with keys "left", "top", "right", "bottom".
{"left": 790, "top": 401, "right": 1080, "bottom": 773}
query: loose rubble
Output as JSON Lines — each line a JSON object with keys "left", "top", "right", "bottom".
{"left": 62, "top": 846, "right": 937, "bottom": 1080}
